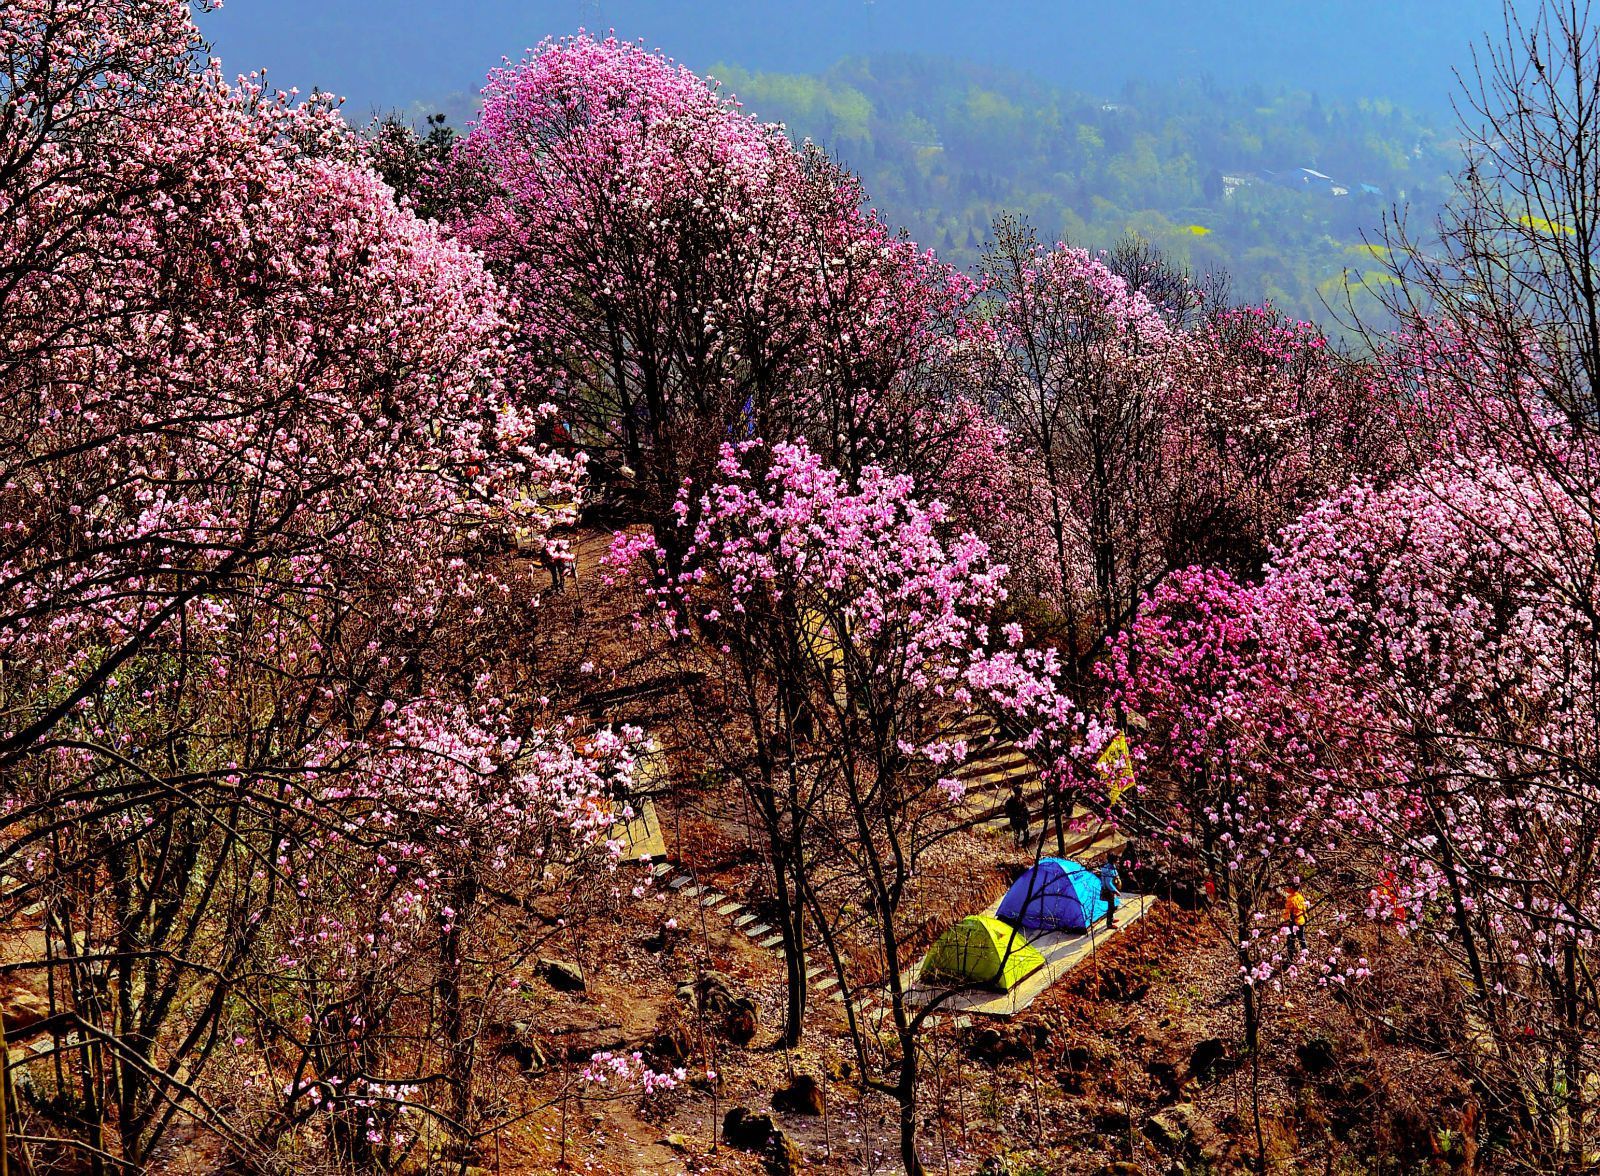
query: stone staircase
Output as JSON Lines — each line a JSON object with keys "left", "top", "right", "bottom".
{"left": 636, "top": 711, "right": 1131, "bottom": 1033}
{"left": 943, "top": 713, "right": 1128, "bottom": 864}
{"left": 643, "top": 857, "right": 895, "bottom": 1024}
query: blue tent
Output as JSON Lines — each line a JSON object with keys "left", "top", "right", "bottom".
{"left": 996, "top": 858, "right": 1107, "bottom": 932}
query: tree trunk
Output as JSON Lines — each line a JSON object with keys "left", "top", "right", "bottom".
{"left": 897, "top": 1042, "right": 925, "bottom": 1176}
{"left": 748, "top": 765, "right": 809, "bottom": 1048}
{"left": 1241, "top": 959, "right": 1259, "bottom": 1053}
{"left": 1238, "top": 926, "right": 1265, "bottom": 1174}
{"left": 762, "top": 827, "right": 808, "bottom": 1048}
{"left": 1250, "top": 1033, "right": 1265, "bottom": 1174}
{"left": 439, "top": 876, "right": 479, "bottom": 1154}
{"left": 780, "top": 907, "right": 807, "bottom": 1050}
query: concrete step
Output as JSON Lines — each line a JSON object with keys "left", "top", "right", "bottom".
{"left": 668, "top": 875, "right": 691, "bottom": 889}
{"left": 956, "top": 765, "right": 1042, "bottom": 797}
{"left": 959, "top": 791, "right": 1058, "bottom": 830}
{"left": 947, "top": 755, "right": 1036, "bottom": 780}
{"left": 760, "top": 935, "right": 784, "bottom": 949}
{"left": 715, "top": 902, "right": 742, "bottom": 917}
{"left": 963, "top": 753, "right": 1040, "bottom": 777}
{"left": 961, "top": 776, "right": 1047, "bottom": 809}
{"left": 1071, "top": 830, "right": 1129, "bottom": 864}
{"left": 963, "top": 770, "right": 1044, "bottom": 795}
{"left": 962, "top": 760, "right": 1043, "bottom": 788}
{"left": 945, "top": 714, "right": 997, "bottom": 737}
{"left": 831, "top": 990, "right": 874, "bottom": 1012}
{"left": 744, "top": 923, "right": 770, "bottom": 938}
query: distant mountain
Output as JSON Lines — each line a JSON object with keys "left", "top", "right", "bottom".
{"left": 396, "top": 52, "right": 1460, "bottom": 326}
{"left": 710, "top": 56, "right": 1459, "bottom": 324}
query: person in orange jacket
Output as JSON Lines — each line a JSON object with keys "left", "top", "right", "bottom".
{"left": 1373, "top": 868, "right": 1405, "bottom": 929}
{"left": 1284, "top": 883, "right": 1309, "bottom": 955}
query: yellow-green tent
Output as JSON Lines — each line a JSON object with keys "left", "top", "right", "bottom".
{"left": 919, "top": 915, "right": 1046, "bottom": 991}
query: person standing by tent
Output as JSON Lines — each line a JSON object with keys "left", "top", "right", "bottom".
{"left": 1097, "top": 859, "right": 1122, "bottom": 930}
{"left": 1004, "top": 782, "right": 1029, "bottom": 848}
{"left": 1284, "top": 882, "right": 1309, "bottom": 955}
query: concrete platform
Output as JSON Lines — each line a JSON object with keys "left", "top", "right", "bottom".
{"left": 607, "top": 796, "right": 667, "bottom": 862}
{"left": 605, "top": 744, "right": 670, "bottom": 862}
{"left": 906, "top": 894, "right": 1156, "bottom": 1017}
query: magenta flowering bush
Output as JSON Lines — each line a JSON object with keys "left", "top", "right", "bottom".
{"left": 608, "top": 436, "right": 1010, "bottom": 845}
{"left": 609, "top": 435, "right": 1038, "bottom": 1169}
{"left": 1104, "top": 450, "right": 1600, "bottom": 1130}
{"left": 1106, "top": 567, "right": 1399, "bottom": 1002}
{"left": 1267, "top": 458, "right": 1600, "bottom": 1113}
{"left": 687, "top": 438, "right": 1005, "bottom": 673}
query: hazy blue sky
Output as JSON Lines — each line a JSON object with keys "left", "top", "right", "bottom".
{"left": 201, "top": 1, "right": 1512, "bottom": 121}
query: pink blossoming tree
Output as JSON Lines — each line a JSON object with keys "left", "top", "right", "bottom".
{"left": 612, "top": 436, "right": 1007, "bottom": 1175}
{"left": 451, "top": 34, "right": 976, "bottom": 562}
{"left": 0, "top": 4, "right": 623, "bottom": 1168}
{"left": 1267, "top": 458, "right": 1600, "bottom": 1159}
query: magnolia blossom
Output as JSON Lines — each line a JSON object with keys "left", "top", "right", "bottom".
{"left": 581, "top": 1050, "right": 686, "bottom": 1097}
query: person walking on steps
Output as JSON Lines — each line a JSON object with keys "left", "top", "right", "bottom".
{"left": 1098, "top": 859, "right": 1122, "bottom": 931}
{"left": 1004, "top": 782, "right": 1029, "bottom": 848}
{"left": 1284, "top": 882, "right": 1309, "bottom": 955}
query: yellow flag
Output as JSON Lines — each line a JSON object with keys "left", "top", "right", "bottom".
{"left": 1096, "top": 732, "right": 1135, "bottom": 805}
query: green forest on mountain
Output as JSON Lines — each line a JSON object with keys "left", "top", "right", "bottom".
{"left": 700, "top": 55, "right": 1460, "bottom": 323}
{"left": 411, "top": 54, "right": 1462, "bottom": 324}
